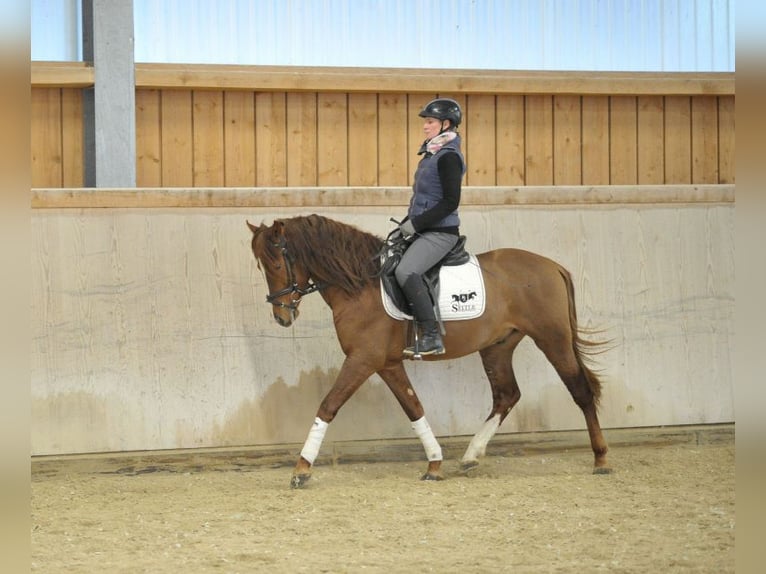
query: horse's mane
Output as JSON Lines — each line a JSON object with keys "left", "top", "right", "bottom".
{"left": 283, "top": 214, "right": 384, "bottom": 296}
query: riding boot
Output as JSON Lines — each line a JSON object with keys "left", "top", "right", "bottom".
{"left": 401, "top": 274, "right": 445, "bottom": 357}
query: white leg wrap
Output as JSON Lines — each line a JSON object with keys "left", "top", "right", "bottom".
{"left": 300, "top": 417, "right": 329, "bottom": 465}
{"left": 462, "top": 414, "right": 501, "bottom": 463}
{"left": 411, "top": 416, "right": 443, "bottom": 462}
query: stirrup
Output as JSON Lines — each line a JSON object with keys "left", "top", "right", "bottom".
{"left": 404, "top": 346, "right": 445, "bottom": 359}
{"left": 403, "top": 334, "right": 445, "bottom": 359}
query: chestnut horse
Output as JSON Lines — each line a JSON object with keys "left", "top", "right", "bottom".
{"left": 247, "top": 214, "right": 610, "bottom": 488}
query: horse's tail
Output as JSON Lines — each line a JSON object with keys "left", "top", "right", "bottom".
{"left": 559, "top": 268, "right": 610, "bottom": 406}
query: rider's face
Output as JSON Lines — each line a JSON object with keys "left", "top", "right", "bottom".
{"left": 423, "top": 116, "right": 448, "bottom": 140}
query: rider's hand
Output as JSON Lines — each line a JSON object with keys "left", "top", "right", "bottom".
{"left": 398, "top": 220, "right": 416, "bottom": 238}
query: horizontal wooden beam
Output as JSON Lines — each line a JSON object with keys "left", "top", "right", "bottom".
{"left": 31, "top": 61, "right": 735, "bottom": 95}
{"left": 134, "top": 64, "right": 735, "bottom": 95}
{"left": 31, "top": 61, "right": 95, "bottom": 87}
{"left": 32, "top": 185, "right": 735, "bottom": 209}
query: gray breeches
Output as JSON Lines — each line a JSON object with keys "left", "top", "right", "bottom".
{"left": 394, "top": 231, "right": 459, "bottom": 287}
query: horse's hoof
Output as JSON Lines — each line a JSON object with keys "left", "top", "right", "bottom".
{"left": 593, "top": 466, "right": 613, "bottom": 475}
{"left": 459, "top": 460, "right": 479, "bottom": 474}
{"left": 420, "top": 472, "right": 444, "bottom": 481}
{"left": 290, "top": 473, "right": 312, "bottom": 488}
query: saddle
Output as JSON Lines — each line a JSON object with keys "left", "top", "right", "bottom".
{"left": 381, "top": 235, "right": 471, "bottom": 316}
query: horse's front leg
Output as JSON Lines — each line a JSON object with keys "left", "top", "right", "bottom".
{"left": 291, "top": 418, "right": 328, "bottom": 489}
{"left": 378, "top": 364, "right": 444, "bottom": 481}
{"left": 291, "top": 357, "right": 375, "bottom": 489}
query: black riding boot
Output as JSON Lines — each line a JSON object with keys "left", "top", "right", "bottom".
{"left": 401, "top": 274, "right": 445, "bottom": 357}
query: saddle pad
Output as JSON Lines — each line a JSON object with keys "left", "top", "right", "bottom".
{"left": 382, "top": 254, "right": 485, "bottom": 321}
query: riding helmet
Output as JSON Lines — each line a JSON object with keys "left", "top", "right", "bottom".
{"left": 418, "top": 98, "right": 462, "bottom": 127}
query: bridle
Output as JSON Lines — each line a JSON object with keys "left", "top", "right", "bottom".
{"left": 264, "top": 235, "right": 323, "bottom": 310}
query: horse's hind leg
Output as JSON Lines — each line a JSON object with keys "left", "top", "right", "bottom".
{"left": 460, "top": 331, "right": 525, "bottom": 472}
{"left": 534, "top": 335, "right": 611, "bottom": 474}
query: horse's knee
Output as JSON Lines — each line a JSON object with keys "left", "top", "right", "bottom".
{"left": 316, "top": 403, "right": 339, "bottom": 423}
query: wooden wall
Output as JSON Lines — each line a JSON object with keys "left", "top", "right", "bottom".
{"left": 31, "top": 63, "right": 735, "bottom": 189}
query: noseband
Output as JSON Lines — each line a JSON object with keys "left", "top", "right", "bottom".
{"left": 264, "top": 236, "right": 323, "bottom": 310}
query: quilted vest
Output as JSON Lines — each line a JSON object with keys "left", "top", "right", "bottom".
{"left": 408, "top": 134, "right": 465, "bottom": 229}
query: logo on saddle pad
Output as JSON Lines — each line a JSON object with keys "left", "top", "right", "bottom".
{"left": 451, "top": 291, "right": 479, "bottom": 312}
{"left": 382, "top": 255, "right": 486, "bottom": 321}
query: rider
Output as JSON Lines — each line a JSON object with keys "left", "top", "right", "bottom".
{"left": 394, "top": 97, "right": 466, "bottom": 356}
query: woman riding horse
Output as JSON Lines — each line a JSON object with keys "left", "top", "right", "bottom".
{"left": 393, "top": 98, "right": 466, "bottom": 357}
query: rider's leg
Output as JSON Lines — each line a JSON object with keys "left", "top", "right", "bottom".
{"left": 394, "top": 232, "right": 458, "bottom": 356}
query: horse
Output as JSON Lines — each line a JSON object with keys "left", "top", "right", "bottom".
{"left": 247, "top": 214, "right": 611, "bottom": 488}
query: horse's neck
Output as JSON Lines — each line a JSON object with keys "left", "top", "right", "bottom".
{"left": 318, "top": 282, "right": 375, "bottom": 311}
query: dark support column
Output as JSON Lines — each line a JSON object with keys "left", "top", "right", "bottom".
{"left": 82, "top": 0, "right": 136, "bottom": 187}
{"left": 82, "top": 0, "right": 95, "bottom": 186}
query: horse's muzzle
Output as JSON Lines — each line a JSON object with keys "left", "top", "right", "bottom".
{"left": 274, "top": 308, "right": 298, "bottom": 327}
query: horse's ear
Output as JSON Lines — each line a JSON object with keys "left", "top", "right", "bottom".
{"left": 273, "top": 219, "right": 286, "bottom": 238}
{"left": 246, "top": 220, "right": 263, "bottom": 236}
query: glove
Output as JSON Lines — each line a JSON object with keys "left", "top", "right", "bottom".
{"left": 399, "top": 220, "right": 416, "bottom": 238}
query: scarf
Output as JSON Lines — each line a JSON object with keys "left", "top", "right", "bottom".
{"left": 418, "top": 130, "right": 458, "bottom": 156}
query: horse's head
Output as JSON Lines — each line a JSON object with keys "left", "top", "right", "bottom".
{"left": 247, "top": 219, "right": 314, "bottom": 327}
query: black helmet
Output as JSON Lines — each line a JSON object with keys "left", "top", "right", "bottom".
{"left": 418, "top": 98, "right": 462, "bottom": 127}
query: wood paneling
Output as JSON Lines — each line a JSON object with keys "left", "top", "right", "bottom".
{"left": 610, "top": 96, "right": 638, "bottom": 184}
{"left": 525, "top": 95, "right": 554, "bottom": 185}
{"left": 691, "top": 96, "right": 720, "bottom": 184}
{"left": 192, "top": 91, "right": 225, "bottom": 186}
{"left": 286, "top": 92, "right": 318, "bottom": 186}
{"left": 223, "top": 91, "right": 256, "bottom": 186}
{"left": 31, "top": 68, "right": 735, "bottom": 189}
{"left": 348, "top": 93, "right": 378, "bottom": 186}
{"left": 553, "top": 95, "right": 582, "bottom": 185}
{"left": 465, "top": 95, "right": 496, "bottom": 186}
{"left": 717, "top": 96, "right": 735, "bottom": 184}
{"left": 582, "top": 96, "right": 610, "bottom": 185}
{"left": 136, "top": 89, "right": 162, "bottom": 187}
{"left": 161, "top": 90, "right": 193, "bottom": 187}
{"left": 637, "top": 96, "right": 665, "bottom": 184}
{"left": 664, "top": 96, "right": 692, "bottom": 184}
{"left": 255, "top": 92, "right": 287, "bottom": 187}
{"left": 317, "top": 93, "right": 348, "bottom": 186}
{"left": 32, "top": 88, "right": 63, "bottom": 187}
{"left": 496, "top": 95, "right": 525, "bottom": 186}
{"left": 60, "top": 89, "right": 84, "bottom": 187}
{"left": 378, "top": 93, "right": 408, "bottom": 186}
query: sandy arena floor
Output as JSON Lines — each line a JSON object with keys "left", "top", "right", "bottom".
{"left": 31, "top": 427, "right": 734, "bottom": 573}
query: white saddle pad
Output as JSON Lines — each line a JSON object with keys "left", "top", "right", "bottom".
{"left": 382, "top": 254, "right": 485, "bottom": 321}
